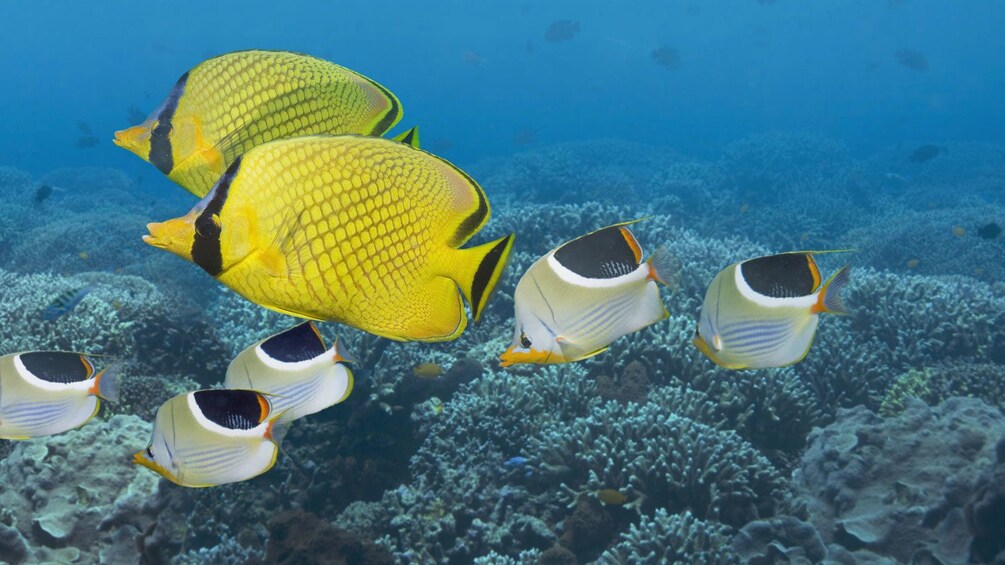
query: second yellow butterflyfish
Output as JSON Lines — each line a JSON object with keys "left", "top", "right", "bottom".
{"left": 114, "top": 49, "right": 402, "bottom": 198}
{"left": 144, "top": 134, "right": 514, "bottom": 342}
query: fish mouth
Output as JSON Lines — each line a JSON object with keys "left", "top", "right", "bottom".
{"left": 133, "top": 450, "right": 185, "bottom": 486}
{"left": 692, "top": 334, "right": 714, "bottom": 358}
{"left": 143, "top": 217, "right": 196, "bottom": 257}
{"left": 142, "top": 222, "right": 168, "bottom": 248}
{"left": 112, "top": 124, "right": 150, "bottom": 152}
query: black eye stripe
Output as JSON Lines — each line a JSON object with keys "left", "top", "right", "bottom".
{"left": 149, "top": 71, "right": 188, "bottom": 175}
{"left": 191, "top": 157, "right": 241, "bottom": 276}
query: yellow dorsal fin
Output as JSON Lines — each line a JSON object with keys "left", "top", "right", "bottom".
{"left": 391, "top": 126, "right": 420, "bottom": 149}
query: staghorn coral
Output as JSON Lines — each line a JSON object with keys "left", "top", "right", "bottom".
{"left": 697, "top": 368, "right": 827, "bottom": 462}
{"left": 844, "top": 269, "right": 1005, "bottom": 369}
{"left": 334, "top": 365, "right": 598, "bottom": 562}
{"left": 596, "top": 509, "right": 737, "bottom": 565}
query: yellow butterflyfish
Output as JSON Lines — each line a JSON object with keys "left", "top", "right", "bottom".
{"left": 114, "top": 50, "right": 402, "bottom": 198}
{"left": 144, "top": 134, "right": 514, "bottom": 342}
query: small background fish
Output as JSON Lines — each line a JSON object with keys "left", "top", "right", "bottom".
{"left": 42, "top": 286, "right": 92, "bottom": 321}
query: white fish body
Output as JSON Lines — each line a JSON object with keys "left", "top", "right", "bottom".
{"left": 134, "top": 390, "right": 282, "bottom": 488}
{"left": 0, "top": 353, "right": 114, "bottom": 439}
{"left": 501, "top": 223, "right": 670, "bottom": 366}
{"left": 693, "top": 253, "right": 851, "bottom": 370}
{"left": 224, "top": 323, "right": 353, "bottom": 423}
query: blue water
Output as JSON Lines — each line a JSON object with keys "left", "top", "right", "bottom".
{"left": 1, "top": 1, "right": 1004, "bottom": 564}
{"left": 2, "top": 0, "right": 1004, "bottom": 176}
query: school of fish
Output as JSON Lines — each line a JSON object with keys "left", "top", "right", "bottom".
{"left": 1, "top": 49, "right": 853, "bottom": 488}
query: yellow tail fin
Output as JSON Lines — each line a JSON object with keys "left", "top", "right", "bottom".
{"left": 448, "top": 234, "right": 515, "bottom": 320}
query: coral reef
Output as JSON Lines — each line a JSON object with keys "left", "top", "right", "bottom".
{"left": 597, "top": 509, "right": 737, "bottom": 564}
{"left": 261, "top": 509, "right": 393, "bottom": 565}
{"left": 0, "top": 415, "right": 159, "bottom": 564}
{"left": 531, "top": 395, "right": 785, "bottom": 529}
{"left": 470, "top": 140, "right": 686, "bottom": 205}
{"left": 794, "top": 397, "right": 1005, "bottom": 563}
{"left": 845, "top": 203, "right": 1005, "bottom": 281}
{"left": 4, "top": 135, "right": 1005, "bottom": 564}
{"left": 0, "top": 268, "right": 229, "bottom": 385}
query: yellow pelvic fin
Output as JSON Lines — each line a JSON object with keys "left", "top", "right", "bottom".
{"left": 391, "top": 126, "right": 421, "bottom": 149}
{"left": 443, "top": 234, "right": 515, "bottom": 321}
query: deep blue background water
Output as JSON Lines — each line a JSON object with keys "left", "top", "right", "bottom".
{"left": 1, "top": 0, "right": 1003, "bottom": 182}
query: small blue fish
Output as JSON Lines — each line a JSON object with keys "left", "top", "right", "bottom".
{"left": 503, "top": 456, "right": 528, "bottom": 470}
{"left": 43, "top": 286, "right": 93, "bottom": 321}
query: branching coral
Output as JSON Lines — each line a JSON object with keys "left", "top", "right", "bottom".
{"left": 531, "top": 396, "right": 785, "bottom": 528}
{"left": 596, "top": 509, "right": 737, "bottom": 565}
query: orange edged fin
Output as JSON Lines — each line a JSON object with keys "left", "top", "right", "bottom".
{"left": 499, "top": 345, "right": 561, "bottom": 367}
{"left": 813, "top": 265, "right": 852, "bottom": 315}
{"left": 646, "top": 246, "right": 678, "bottom": 287}
{"left": 256, "top": 393, "right": 271, "bottom": 424}
{"left": 307, "top": 322, "right": 326, "bottom": 348}
{"left": 89, "top": 365, "right": 120, "bottom": 402}
{"left": 332, "top": 337, "right": 356, "bottom": 365}
{"left": 265, "top": 414, "right": 290, "bottom": 445}
{"left": 618, "top": 227, "right": 643, "bottom": 264}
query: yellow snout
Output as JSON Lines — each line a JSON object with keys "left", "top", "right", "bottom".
{"left": 113, "top": 124, "right": 151, "bottom": 155}
{"left": 143, "top": 215, "right": 196, "bottom": 260}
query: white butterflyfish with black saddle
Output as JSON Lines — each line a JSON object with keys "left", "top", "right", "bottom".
{"left": 225, "top": 322, "right": 353, "bottom": 424}
{"left": 500, "top": 221, "right": 673, "bottom": 367}
{"left": 133, "top": 389, "right": 287, "bottom": 488}
{"left": 692, "top": 251, "right": 852, "bottom": 370}
{"left": 0, "top": 351, "right": 118, "bottom": 440}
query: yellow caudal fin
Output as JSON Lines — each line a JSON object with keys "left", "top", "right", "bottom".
{"left": 446, "top": 234, "right": 515, "bottom": 321}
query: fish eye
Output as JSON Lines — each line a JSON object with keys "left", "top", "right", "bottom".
{"left": 519, "top": 332, "right": 532, "bottom": 349}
